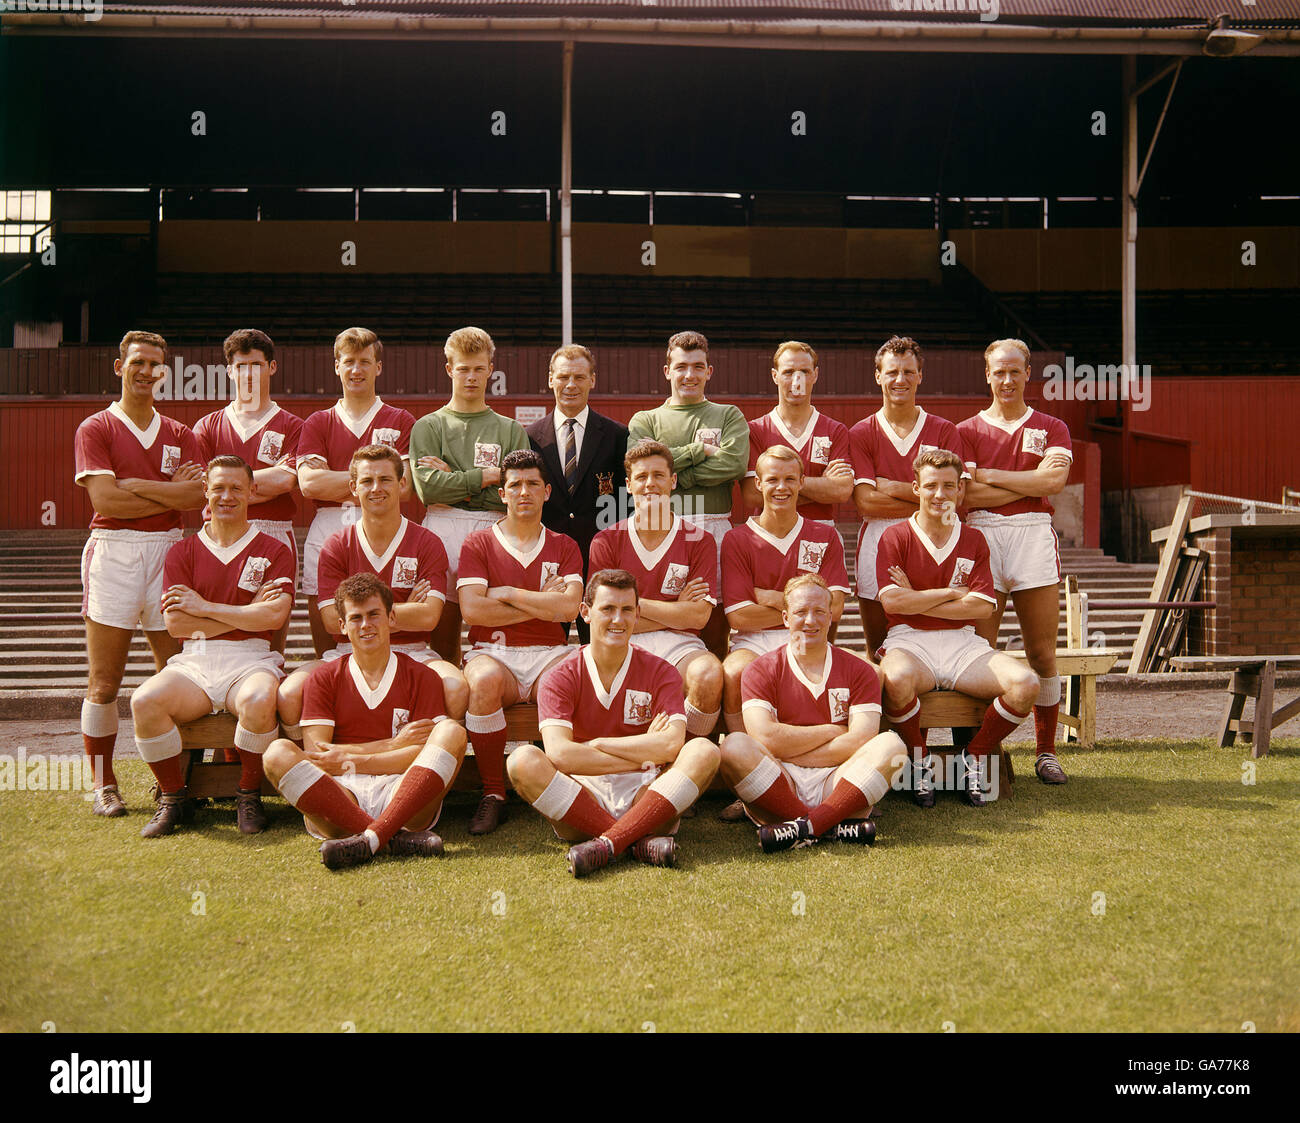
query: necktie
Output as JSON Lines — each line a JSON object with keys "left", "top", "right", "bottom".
{"left": 563, "top": 417, "right": 579, "bottom": 494}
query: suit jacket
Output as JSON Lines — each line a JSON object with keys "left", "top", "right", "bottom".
{"left": 528, "top": 408, "right": 629, "bottom": 569}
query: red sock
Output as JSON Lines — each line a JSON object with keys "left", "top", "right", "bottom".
{"left": 745, "top": 770, "right": 808, "bottom": 822}
{"left": 557, "top": 785, "right": 616, "bottom": 838}
{"left": 147, "top": 755, "right": 186, "bottom": 795}
{"left": 886, "top": 700, "right": 923, "bottom": 755}
{"left": 295, "top": 773, "right": 371, "bottom": 836}
{"left": 602, "top": 791, "right": 677, "bottom": 857}
{"left": 368, "top": 764, "right": 449, "bottom": 849}
{"left": 237, "top": 750, "right": 264, "bottom": 792}
{"left": 469, "top": 725, "right": 508, "bottom": 800}
{"left": 83, "top": 732, "right": 117, "bottom": 789}
{"left": 808, "top": 779, "right": 871, "bottom": 837}
{"left": 968, "top": 697, "right": 1031, "bottom": 757}
{"left": 1034, "top": 703, "right": 1060, "bottom": 756}
{"left": 221, "top": 747, "right": 240, "bottom": 764}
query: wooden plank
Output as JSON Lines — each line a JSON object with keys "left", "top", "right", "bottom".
{"left": 179, "top": 713, "right": 239, "bottom": 749}
{"left": 1217, "top": 688, "right": 1247, "bottom": 748}
{"left": 1253, "top": 660, "right": 1275, "bottom": 759}
{"left": 1065, "top": 575, "right": 1084, "bottom": 649}
{"left": 1171, "top": 655, "right": 1300, "bottom": 669}
{"left": 1130, "top": 491, "right": 1195, "bottom": 675}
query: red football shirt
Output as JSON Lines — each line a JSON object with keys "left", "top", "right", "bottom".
{"left": 957, "top": 407, "right": 1073, "bottom": 517}
{"left": 721, "top": 517, "right": 851, "bottom": 631}
{"left": 300, "top": 651, "right": 447, "bottom": 743}
{"left": 162, "top": 525, "right": 295, "bottom": 643}
{"left": 875, "top": 516, "right": 997, "bottom": 632}
{"left": 193, "top": 402, "right": 303, "bottom": 523}
{"left": 317, "top": 517, "right": 449, "bottom": 647}
{"left": 296, "top": 400, "right": 415, "bottom": 509}
{"left": 848, "top": 408, "right": 966, "bottom": 502}
{"left": 741, "top": 643, "right": 882, "bottom": 727}
{"left": 588, "top": 515, "right": 718, "bottom": 626}
{"left": 74, "top": 403, "right": 202, "bottom": 533}
{"left": 537, "top": 645, "right": 686, "bottom": 745}
{"left": 457, "top": 523, "right": 583, "bottom": 648}
{"left": 746, "top": 408, "right": 851, "bottom": 521}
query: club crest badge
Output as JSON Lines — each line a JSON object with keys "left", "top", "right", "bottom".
{"left": 392, "top": 708, "right": 410, "bottom": 737}
{"left": 950, "top": 558, "right": 974, "bottom": 588}
{"left": 697, "top": 427, "right": 721, "bottom": 446}
{"left": 473, "top": 441, "right": 502, "bottom": 468}
{"left": 919, "top": 443, "right": 939, "bottom": 456}
{"left": 661, "top": 562, "right": 689, "bottom": 596}
{"left": 256, "top": 429, "right": 284, "bottom": 465}
{"left": 371, "top": 427, "right": 401, "bottom": 449}
{"left": 540, "top": 560, "right": 559, "bottom": 589}
{"left": 624, "top": 689, "right": 653, "bottom": 726}
{"left": 597, "top": 472, "right": 615, "bottom": 496}
{"left": 810, "top": 435, "right": 832, "bottom": 465}
{"left": 1022, "top": 428, "right": 1047, "bottom": 457}
{"left": 392, "top": 556, "right": 418, "bottom": 589}
{"left": 160, "top": 444, "right": 182, "bottom": 476}
{"left": 237, "top": 555, "right": 270, "bottom": 593}
{"left": 829, "top": 687, "right": 850, "bottom": 723}
{"left": 797, "top": 539, "right": 828, "bottom": 572}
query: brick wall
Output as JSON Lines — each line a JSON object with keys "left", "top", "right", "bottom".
{"left": 1188, "top": 527, "right": 1300, "bottom": 655}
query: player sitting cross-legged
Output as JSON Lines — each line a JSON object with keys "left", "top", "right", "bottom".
{"left": 876, "top": 449, "right": 1039, "bottom": 808}
{"left": 132, "top": 455, "right": 294, "bottom": 837}
{"left": 507, "top": 568, "right": 720, "bottom": 878}
{"left": 720, "top": 574, "right": 907, "bottom": 853}
{"left": 263, "top": 573, "right": 467, "bottom": 870}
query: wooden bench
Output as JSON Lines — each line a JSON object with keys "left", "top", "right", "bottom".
{"left": 178, "top": 714, "right": 277, "bottom": 798}
{"left": 1168, "top": 655, "right": 1300, "bottom": 757}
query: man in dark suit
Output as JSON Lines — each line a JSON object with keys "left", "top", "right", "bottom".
{"left": 527, "top": 344, "right": 629, "bottom": 642}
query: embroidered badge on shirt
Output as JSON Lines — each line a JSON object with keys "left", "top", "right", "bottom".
{"left": 1022, "top": 428, "right": 1047, "bottom": 457}
{"left": 661, "top": 562, "right": 689, "bottom": 596}
{"left": 597, "top": 471, "right": 614, "bottom": 496}
{"left": 392, "top": 708, "right": 410, "bottom": 737}
{"left": 473, "top": 441, "right": 502, "bottom": 468}
{"left": 797, "top": 540, "right": 828, "bottom": 572}
{"left": 160, "top": 445, "right": 182, "bottom": 476}
{"left": 392, "top": 556, "right": 418, "bottom": 589}
{"left": 697, "top": 427, "right": 721, "bottom": 446}
{"left": 810, "top": 436, "right": 832, "bottom": 465}
{"left": 237, "top": 555, "right": 270, "bottom": 593}
{"left": 624, "top": 689, "right": 652, "bottom": 726}
{"left": 950, "top": 558, "right": 974, "bottom": 588}
{"left": 540, "top": 560, "right": 559, "bottom": 588}
{"left": 371, "top": 427, "right": 401, "bottom": 449}
{"left": 257, "top": 430, "right": 284, "bottom": 465}
{"left": 829, "top": 687, "right": 850, "bottom": 723}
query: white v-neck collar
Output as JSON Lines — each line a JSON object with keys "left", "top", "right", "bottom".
{"left": 979, "top": 406, "right": 1035, "bottom": 435}
{"left": 628, "top": 513, "right": 681, "bottom": 572}
{"left": 357, "top": 517, "right": 408, "bottom": 573}
{"left": 334, "top": 398, "right": 385, "bottom": 438}
{"left": 109, "top": 400, "right": 161, "bottom": 448}
{"left": 768, "top": 407, "right": 819, "bottom": 453}
{"left": 786, "top": 643, "right": 833, "bottom": 701}
{"left": 908, "top": 513, "right": 961, "bottom": 565}
{"left": 224, "top": 401, "right": 281, "bottom": 442}
{"left": 874, "top": 406, "right": 928, "bottom": 458}
{"left": 197, "top": 523, "right": 258, "bottom": 565}
{"left": 347, "top": 652, "right": 399, "bottom": 709}
{"left": 492, "top": 522, "right": 547, "bottom": 569}
{"left": 747, "top": 514, "right": 805, "bottom": 554}
{"left": 584, "top": 644, "right": 633, "bottom": 710}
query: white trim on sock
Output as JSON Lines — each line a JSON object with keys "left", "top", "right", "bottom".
{"left": 365, "top": 828, "right": 381, "bottom": 854}
{"left": 413, "top": 742, "right": 458, "bottom": 785}
{"left": 281, "top": 722, "right": 303, "bottom": 741}
{"left": 1036, "top": 676, "right": 1062, "bottom": 707}
{"left": 649, "top": 769, "right": 699, "bottom": 813}
{"left": 234, "top": 722, "right": 278, "bottom": 755}
{"left": 466, "top": 709, "right": 507, "bottom": 734}
{"left": 994, "top": 696, "right": 1028, "bottom": 725}
{"left": 838, "top": 752, "right": 891, "bottom": 806}
{"left": 279, "top": 759, "right": 326, "bottom": 805}
{"left": 135, "top": 726, "right": 183, "bottom": 763}
{"left": 81, "top": 698, "right": 118, "bottom": 738}
{"left": 884, "top": 697, "right": 921, "bottom": 722}
{"left": 733, "top": 755, "right": 782, "bottom": 804}
{"left": 532, "top": 770, "right": 582, "bottom": 821}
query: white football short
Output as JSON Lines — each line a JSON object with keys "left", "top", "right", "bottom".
{"left": 728, "top": 629, "right": 788, "bottom": 657}
{"left": 966, "top": 511, "right": 1060, "bottom": 594}
{"left": 249, "top": 519, "right": 298, "bottom": 594}
{"left": 303, "top": 770, "right": 443, "bottom": 840}
{"left": 561, "top": 767, "right": 681, "bottom": 840}
{"left": 880, "top": 624, "right": 993, "bottom": 692}
{"left": 166, "top": 639, "right": 285, "bottom": 712}
{"left": 742, "top": 761, "right": 838, "bottom": 825}
{"left": 630, "top": 629, "right": 708, "bottom": 668}
{"left": 81, "top": 528, "right": 182, "bottom": 631}
{"left": 302, "top": 506, "right": 357, "bottom": 596}
{"left": 464, "top": 642, "right": 571, "bottom": 700}
{"left": 855, "top": 516, "right": 907, "bottom": 600}
{"left": 421, "top": 507, "right": 500, "bottom": 585}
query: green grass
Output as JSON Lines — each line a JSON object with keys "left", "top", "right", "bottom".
{"left": 3, "top": 738, "right": 1298, "bottom": 1033}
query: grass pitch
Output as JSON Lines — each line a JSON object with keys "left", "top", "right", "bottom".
{"left": 2, "top": 738, "right": 1297, "bottom": 1033}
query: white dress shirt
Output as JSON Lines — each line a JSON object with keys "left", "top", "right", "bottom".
{"left": 554, "top": 406, "right": 590, "bottom": 467}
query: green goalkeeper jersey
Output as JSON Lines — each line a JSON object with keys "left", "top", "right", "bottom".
{"left": 627, "top": 399, "right": 749, "bottom": 516}
{"left": 410, "top": 405, "right": 529, "bottom": 513}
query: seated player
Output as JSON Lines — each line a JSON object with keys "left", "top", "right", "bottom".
{"left": 720, "top": 574, "right": 907, "bottom": 852}
{"left": 508, "top": 568, "right": 720, "bottom": 878}
{"left": 588, "top": 439, "right": 723, "bottom": 738}
{"left": 131, "top": 456, "right": 294, "bottom": 837}
{"left": 457, "top": 449, "right": 584, "bottom": 835}
{"left": 875, "top": 449, "right": 1039, "bottom": 808}
{"left": 720, "top": 445, "right": 851, "bottom": 732}
{"left": 263, "top": 573, "right": 467, "bottom": 870}
{"left": 277, "top": 444, "right": 468, "bottom": 738}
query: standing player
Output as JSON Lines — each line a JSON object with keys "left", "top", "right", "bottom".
{"left": 297, "top": 328, "right": 415, "bottom": 658}
{"left": 411, "top": 327, "right": 530, "bottom": 664}
{"left": 588, "top": 439, "right": 723, "bottom": 738}
{"left": 849, "top": 336, "right": 966, "bottom": 659}
{"left": 193, "top": 328, "right": 302, "bottom": 653}
{"left": 132, "top": 456, "right": 294, "bottom": 837}
{"left": 876, "top": 450, "right": 1039, "bottom": 807}
{"left": 457, "top": 450, "right": 583, "bottom": 835}
{"left": 720, "top": 575, "right": 906, "bottom": 852}
{"left": 741, "top": 341, "right": 853, "bottom": 524}
{"left": 959, "top": 339, "right": 1073, "bottom": 785}
{"left": 720, "top": 446, "right": 851, "bottom": 732}
{"left": 263, "top": 573, "right": 467, "bottom": 870}
{"left": 508, "top": 569, "right": 720, "bottom": 878}
{"left": 73, "top": 331, "right": 206, "bottom": 817}
{"left": 276, "top": 444, "right": 467, "bottom": 738}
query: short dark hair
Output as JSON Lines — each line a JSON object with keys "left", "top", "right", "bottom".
{"left": 584, "top": 568, "right": 639, "bottom": 607}
{"left": 502, "top": 448, "right": 548, "bottom": 486}
{"left": 207, "top": 454, "right": 253, "bottom": 483}
{"left": 335, "top": 572, "right": 394, "bottom": 614}
{"left": 666, "top": 331, "right": 709, "bottom": 364}
{"left": 624, "top": 438, "right": 674, "bottom": 478}
{"left": 875, "top": 335, "right": 923, "bottom": 372}
{"left": 222, "top": 328, "right": 275, "bottom": 365}
{"left": 913, "top": 448, "right": 964, "bottom": 481}
{"left": 350, "top": 443, "right": 404, "bottom": 482}
{"left": 119, "top": 330, "right": 167, "bottom": 361}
